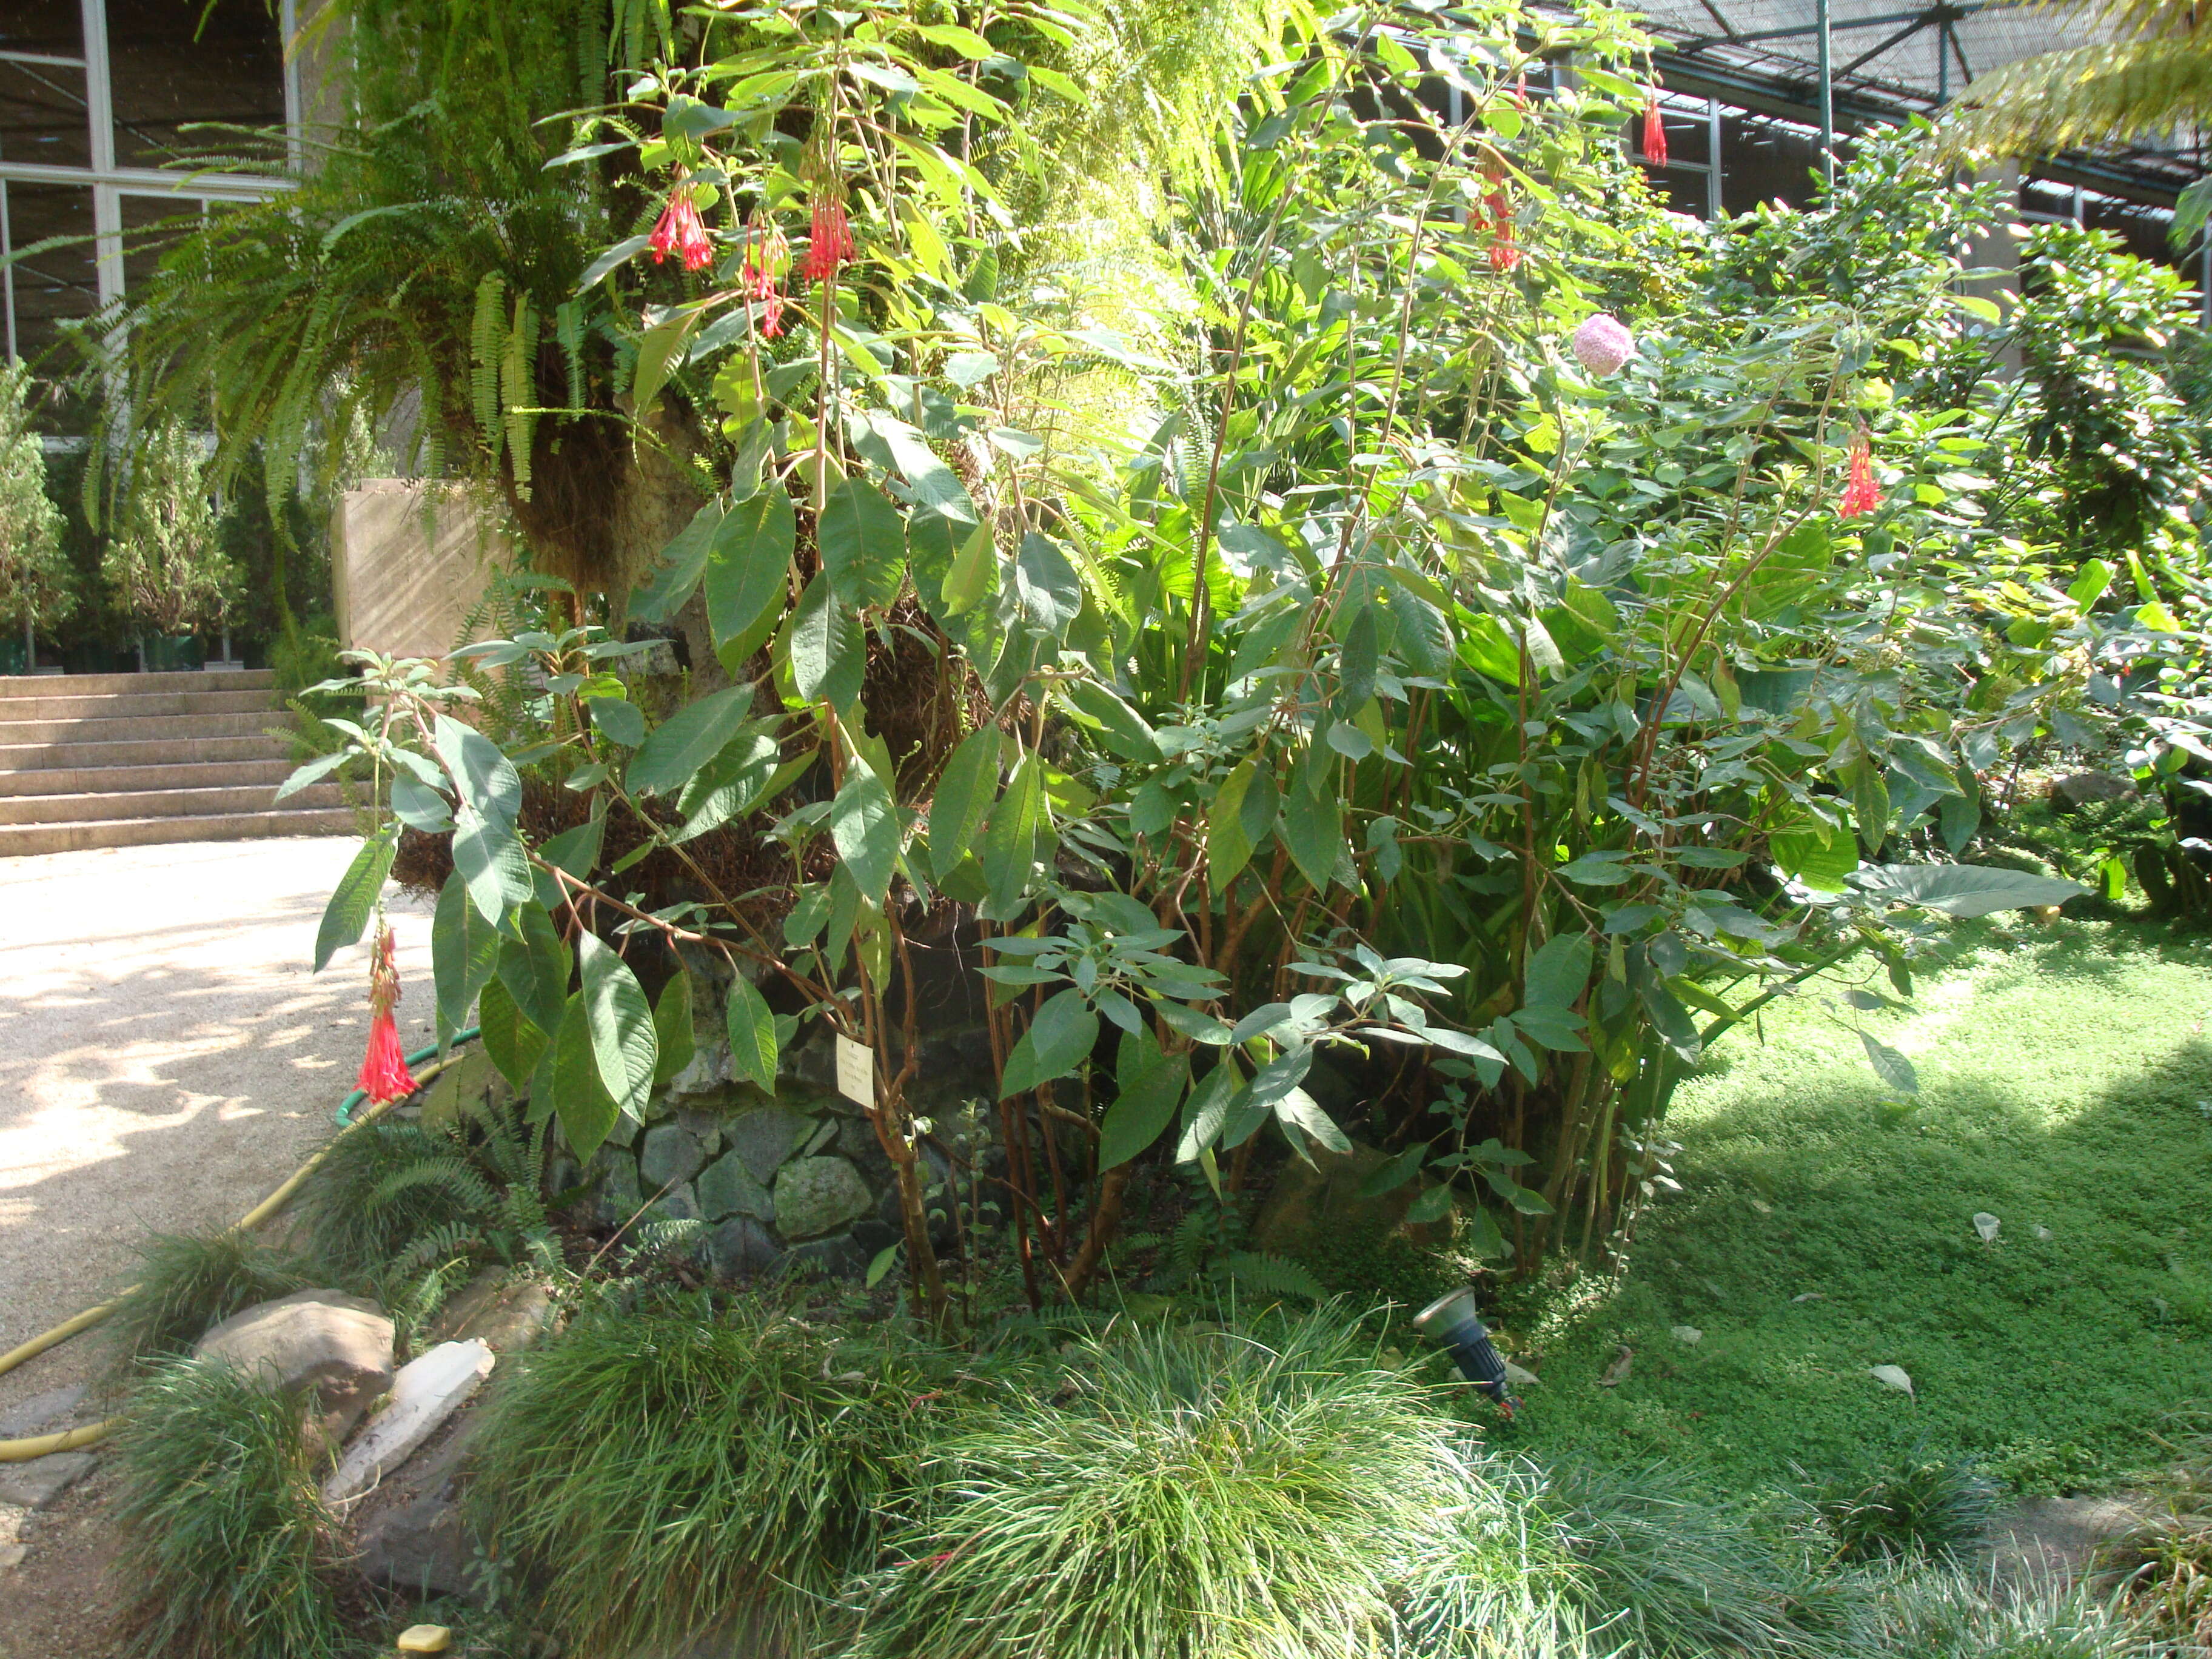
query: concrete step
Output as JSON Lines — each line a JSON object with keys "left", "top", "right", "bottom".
{"left": 0, "top": 806, "right": 356, "bottom": 857}
{"left": 0, "top": 668, "right": 275, "bottom": 697}
{"left": 0, "top": 757, "right": 299, "bottom": 799}
{"left": 0, "top": 782, "right": 344, "bottom": 826}
{"left": 0, "top": 709, "right": 283, "bottom": 746}
{"left": 0, "top": 688, "right": 281, "bottom": 722}
{"left": 0, "top": 733, "right": 291, "bottom": 771}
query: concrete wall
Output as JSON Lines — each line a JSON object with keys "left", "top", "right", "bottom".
{"left": 330, "top": 481, "right": 508, "bottom": 662}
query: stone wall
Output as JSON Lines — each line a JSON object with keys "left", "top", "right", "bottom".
{"left": 330, "top": 480, "right": 509, "bottom": 661}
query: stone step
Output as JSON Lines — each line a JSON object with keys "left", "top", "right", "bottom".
{"left": 0, "top": 733, "right": 291, "bottom": 771}
{"left": 0, "top": 757, "right": 299, "bottom": 799}
{"left": 0, "top": 668, "right": 275, "bottom": 697}
{"left": 0, "top": 688, "right": 281, "bottom": 722}
{"left": 0, "top": 807, "right": 356, "bottom": 857}
{"left": 0, "top": 709, "right": 283, "bottom": 746}
{"left": 0, "top": 782, "right": 344, "bottom": 826}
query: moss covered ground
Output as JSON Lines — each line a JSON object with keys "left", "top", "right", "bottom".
{"left": 1494, "top": 915, "right": 2212, "bottom": 1498}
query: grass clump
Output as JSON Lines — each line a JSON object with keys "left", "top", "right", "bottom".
{"left": 1814, "top": 1449, "right": 1999, "bottom": 1563}
{"left": 109, "top": 1356, "right": 345, "bottom": 1659}
{"left": 469, "top": 1290, "right": 936, "bottom": 1659}
{"left": 1854, "top": 1564, "right": 2148, "bottom": 1658}
{"left": 102, "top": 1230, "right": 318, "bottom": 1378}
{"left": 851, "top": 1307, "right": 1473, "bottom": 1659}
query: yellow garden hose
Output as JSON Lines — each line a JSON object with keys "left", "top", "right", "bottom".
{"left": 0, "top": 1038, "right": 474, "bottom": 1463}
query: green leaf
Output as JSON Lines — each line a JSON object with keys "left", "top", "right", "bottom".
{"left": 390, "top": 773, "right": 453, "bottom": 832}
{"left": 628, "top": 499, "right": 722, "bottom": 624}
{"left": 1207, "top": 760, "right": 1267, "bottom": 884}
{"left": 498, "top": 906, "right": 572, "bottom": 1035}
{"left": 477, "top": 976, "right": 547, "bottom": 1091}
{"left": 1064, "top": 679, "right": 1160, "bottom": 761}
{"left": 1771, "top": 824, "right": 1858, "bottom": 891}
{"left": 276, "top": 750, "right": 350, "bottom": 802}
{"left": 1099, "top": 1031, "right": 1188, "bottom": 1170}
{"left": 1338, "top": 606, "right": 1378, "bottom": 709}
{"left": 1855, "top": 863, "right": 2087, "bottom": 916}
{"left": 631, "top": 304, "right": 702, "bottom": 416}
{"left": 1358, "top": 1144, "right": 1428, "bottom": 1198}
{"left": 817, "top": 476, "right": 908, "bottom": 609}
{"left": 314, "top": 831, "right": 394, "bottom": 973}
{"left": 578, "top": 931, "right": 657, "bottom": 1118}
{"left": 1859, "top": 1031, "right": 1920, "bottom": 1096}
{"left": 652, "top": 967, "right": 696, "bottom": 1086}
{"left": 432, "top": 870, "right": 502, "bottom": 1029}
{"left": 577, "top": 232, "right": 651, "bottom": 292}
{"left": 534, "top": 818, "right": 605, "bottom": 911}
{"left": 981, "top": 751, "right": 1044, "bottom": 911}
{"left": 1524, "top": 934, "right": 1594, "bottom": 1008}
{"left": 1275, "top": 1086, "right": 1351, "bottom": 1156}
{"left": 865, "top": 1242, "right": 901, "bottom": 1289}
{"left": 1278, "top": 779, "right": 1344, "bottom": 893}
{"left": 928, "top": 727, "right": 1001, "bottom": 880}
{"left": 433, "top": 712, "right": 521, "bottom": 829}
{"left": 830, "top": 767, "right": 900, "bottom": 906}
{"left": 1000, "top": 988, "right": 1098, "bottom": 1098}
{"left": 551, "top": 991, "right": 620, "bottom": 1161}
{"left": 786, "top": 572, "right": 863, "bottom": 708}
{"left": 706, "top": 488, "right": 797, "bottom": 668}
{"left": 1176, "top": 1062, "right": 1244, "bottom": 1163}
{"left": 628, "top": 686, "right": 757, "bottom": 797}
{"left": 1406, "top": 1184, "right": 1458, "bottom": 1226}
{"left": 724, "top": 973, "right": 780, "bottom": 1088}
{"left": 451, "top": 806, "right": 533, "bottom": 927}
{"left": 588, "top": 695, "right": 646, "bottom": 748}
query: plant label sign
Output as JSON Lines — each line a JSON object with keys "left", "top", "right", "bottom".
{"left": 836, "top": 1034, "right": 874, "bottom": 1107}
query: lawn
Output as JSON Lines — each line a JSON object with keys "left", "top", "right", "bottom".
{"left": 1498, "top": 915, "right": 2212, "bottom": 1499}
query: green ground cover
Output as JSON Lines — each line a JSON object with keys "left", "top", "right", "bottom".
{"left": 1501, "top": 916, "right": 2212, "bottom": 1498}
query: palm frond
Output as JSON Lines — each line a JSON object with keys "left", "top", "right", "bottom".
{"left": 1937, "top": 30, "right": 2212, "bottom": 154}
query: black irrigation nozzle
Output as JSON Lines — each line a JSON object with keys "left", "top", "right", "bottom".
{"left": 1414, "top": 1286, "right": 1515, "bottom": 1411}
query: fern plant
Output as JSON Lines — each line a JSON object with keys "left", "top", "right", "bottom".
{"left": 1147, "top": 1201, "right": 1327, "bottom": 1304}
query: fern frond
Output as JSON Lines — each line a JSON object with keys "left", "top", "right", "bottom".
{"left": 1213, "top": 1252, "right": 1326, "bottom": 1303}
{"left": 504, "top": 290, "right": 537, "bottom": 499}
{"left": 555, "top": 298, "right": 586, "bottom": 411}
{"left": 1936, "top": 28, "right": 2212, "bottom": 155}
{"left": 471, "top": 272, "right": 508, "bottom": 465}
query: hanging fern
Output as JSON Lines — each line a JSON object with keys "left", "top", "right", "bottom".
{"left": 554, "top": 298, "right": 587, "bottom": 412}
{"left": 471, "top": 271, "right": 509, "bottom": 469}
{"left": 503, "top": 290, "right": 538, "bottom": 498}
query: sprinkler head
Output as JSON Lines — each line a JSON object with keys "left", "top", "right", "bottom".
{"left": 1414, "top": 1286, "right": 1515, "bottom": 1410}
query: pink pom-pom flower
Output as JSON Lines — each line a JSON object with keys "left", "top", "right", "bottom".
{"left": 1570, "top": 313, "right": 1634, "bottom": 376}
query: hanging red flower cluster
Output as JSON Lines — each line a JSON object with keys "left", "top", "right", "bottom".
{"left": 356, "top": 922, "right": 418, "bottom": 1105}
{"left": 1478, "top": 156, "right": 1521, "bottom": 273}
{"left": 804, "top": 192, "right": 855, "bottom": 284}
{"left": 743, "top": 217, "right": 789, "bottom": 338}
{"left": 649, "top": 178, "right": 714, "bottom": 273}
{"left": 1838, "top": 430, "right": 1881, "bottom": 518}
{"left": 1642, "top": 92, "right": 1667, "bottom": 167}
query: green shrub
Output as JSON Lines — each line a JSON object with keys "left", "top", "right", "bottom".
{"left": 1815, "top": 1451, "right": 1999, "bottom": 1563}
{"left": 851, "top": 1307, "right": 1473, "bottom": 1659}
{"left": 1537, "top": 1458, "right": 1846, "bottom": 1657}
{"left": 103, "top": 1231, "right": 318, "bottom": 1378}
{"left": 109, "top": 1357, "right": 346, "bottom": 1659}
{"left": 469, "top": 1292, "right": 935, "bottom": 1659}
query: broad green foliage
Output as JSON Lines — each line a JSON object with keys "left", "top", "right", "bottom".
{"left": 0, "top": 363, "right": 72, "bottom": 637}
{"left": 291, "top": 0, "right": 2212, "bottom": 1310}
{"left": 99, "top": 420, "right": 238, "bottom": 638}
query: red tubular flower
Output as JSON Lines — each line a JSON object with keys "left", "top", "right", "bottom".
{"left": 649, "top": 181, "right": 714, "bottom": 272}
{"left": 355, "top": 924, "right": 418, "bottom": 1104}
{"left": 1511, "top": 74, "right": 1530, "bottom": 110}
{"left": 1484, "top": 191, "right": 1521, "bottom": 273}
{"left": 803, "top": 193, "right": 854, "bottom": 284}
{"left": 1642, "top": 93, "right": 1667, "bottom": 167}
{"left": 1838, "top": 430, "right": 1881, "bottom": 518}
{"left": 743, "top": 218, "right": 789, "bottom": 338}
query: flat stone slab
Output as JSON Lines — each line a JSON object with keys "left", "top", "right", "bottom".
{"left": 0, "top": 1384, "right": 87, "bottom": 1440}
{"left": 0, "top": 1451, "right": 95, "bottom": 1510}
{"left": 323, "top": 1339, "right": 494, "bottom": 1507}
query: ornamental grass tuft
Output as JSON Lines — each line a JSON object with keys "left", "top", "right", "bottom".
{"left": 468, "top": 1290, "right": 937, "bottom": 1659}
{"left": 102, "top": 1230, "right": 318, "bottom": 1378}
{"left": 109, "top": 1356, "right": 346, "bottom": 1659}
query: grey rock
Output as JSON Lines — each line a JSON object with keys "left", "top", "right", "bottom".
{"left": 640, "top": 1122, "right": 708, "bottom": 1190}
{"left": 604, "top": 1108, "right": 641, "bottom": 1150}
{"left": 0, "top": 1452, "right": 95, "bottom": 1510}
{"left": 324, "top": 1340, "right": 495, "bottom": 1506}
{"left": 837, "top": 1115, "right": 894, "bottom": 1184}
{"left": 668, "top": 1036, "right": 734, "bottom": 1097}
{"left": 803, "top": 1117, "right": 839, "bottom": 1156}
{"left": 779, "top": 1026, "right": 840, "bottom": 1095}
{"left": 697, "top": 1151, "right": 776, "bottom": 1224}
{"left": 778, "top": 1232, "right": 865, "bottom": 1280}
{"left": 352, "top": 1419, "right": 478, "bottom": 1601}
{"left": 705, "top": 1216, "right": 781, "bottom": 1279}
{"left": 545, "top": 1153, "right": 583, "bottom": 1196}
{"left": 595, "top": 1147, "right": 645, "bottom": 1229}
{"left": 725, "top": 1106, "right": 815, "bottom": 1184}
{"left": 774, "top": 1156, "right": 874, "bottom": 1240}
{"left": 431, "top": 1273, "right": 554, "bottom": 1355}
{"left": 651, "top": 1182, "right": 705, "bottom": 1225}
{"left": 675, "top": 1107, "right": 725, "bottom": 1159}
{"left": 851, "top": 1219, "right": 900, "bottom": 1260}
{"left": 195, "top": 1289, "right": 395, "bottom": 1444}
{"left": 0, "top": 1543, "right": 25, "bottom": 1570}
{"left": 2050, "top": 771, "right": 2133, "bottom": 813}
{"left": 0, "top": 1382, "right": 87, "bottom": 1439}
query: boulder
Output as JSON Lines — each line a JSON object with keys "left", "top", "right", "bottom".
{"left": 779, "top": 1232, "right": 865, "bottom": 1279}
{"left": 773, "top": 1156, "right": 874, "bottom": 1240}
{"left": 594, "top": 1146, "right": 644, "bottom": 1228}
{"left": 725, "top": 1105, "right": 816, "bottom": 1184}
{"left": 640, "top": 1122, "right": 708, "bottom": 1190}
{"left": 324, "top": 1340, "right": 495, "bottom": 1507}
{"left": 1250, "top": 1142, "right": 1447, "bottom": 1258}
{"left": 351, "top": 1416, "right": 478, "bottom": 1601}
{"left": 705, "top": 1215, "right": 781, "bottom": 1279}
{"left": 697, "top": 1151, "right": 775, "bottom": 1224}
{"left": 2049, "top": 771, "right": 2133, "bottom": 813}
{"left": 195, "top": 1289, "right": 395, "bottom": 1444}
{"left": 431, "top": 1273, "right": 554, "bottom": 1354}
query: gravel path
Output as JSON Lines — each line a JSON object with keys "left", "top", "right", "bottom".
{"left": 0, "top": 837, "right": 433, "bottom": 1419}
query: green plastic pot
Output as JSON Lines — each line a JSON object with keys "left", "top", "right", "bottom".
{"left": 0, "top": 635, "right": 26, "bottom": 677}
{"left": 141, "top": 634, "right": 204, "bottom": 672}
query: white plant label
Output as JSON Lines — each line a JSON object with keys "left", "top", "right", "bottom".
{"left": 836, "top": 1034, "right": 874, "bottom": 1107}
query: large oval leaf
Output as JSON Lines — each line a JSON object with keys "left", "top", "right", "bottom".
{"left": 477, "top": 976, "right": 548, "bottom": 1091}
{"left": 432, "top": 869, "right": 503, "bottom": 1028}
{"left": 1099, "top": 1033, "right": 1188, "bottom": 1170}
{"left": 628, "top": 685, "right": 756, "bottom": 797}
{"left": 1855, "top": 862, "right": 2088, "bottom": 917}
{"left": 817, "top": 476, "right": 908, "bottom": 609}
{"left": 706, "top": 488, "right": 796, "bottom": 668}
{"left": 786, "top": 572, "right": 863, "bottom": 708}
{"left": 1000, "top": 988, "right": 1099, "bottom": 1098}
{"left": 829, "top": 768, "right": 899, "bottom": 906}
{"left": 314, "top": 830, "right": 395, "bottom": 973}
{"left": 578, "top": 931, "right": 657, "bottom": 1118}
{"left": 551, "top": 991, "right": 620, "bottom": 1161}
{"left": 927, "top": 726, "right": 1001, "bottom": 880}
{"left": 725, "top": 973, "right": 780, "bottom": 1088}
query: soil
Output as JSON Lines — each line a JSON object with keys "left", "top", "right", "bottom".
{"left": 0, "top": 1465, "right": 124, "bottom": 1659}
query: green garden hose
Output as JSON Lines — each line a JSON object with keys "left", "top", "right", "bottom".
{"left": 0, "top": 1031, "right": 480, "bottom": 1463}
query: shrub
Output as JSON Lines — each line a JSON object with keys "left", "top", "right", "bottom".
{"left": 469, "top": 1292, "right": 935, "bottom": 1659}
{"left": 1815, "top": 1451, "right": 1999, "bottom": 1563}
{"left": 850, "top": 1307, "right": 1473, "bottom": 1659}
{"left": 109, "top": 1357, "right": 345, "bottom": 1659}
{"left": 102, "top": 1230, "right": 318, "bottom": 1378}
